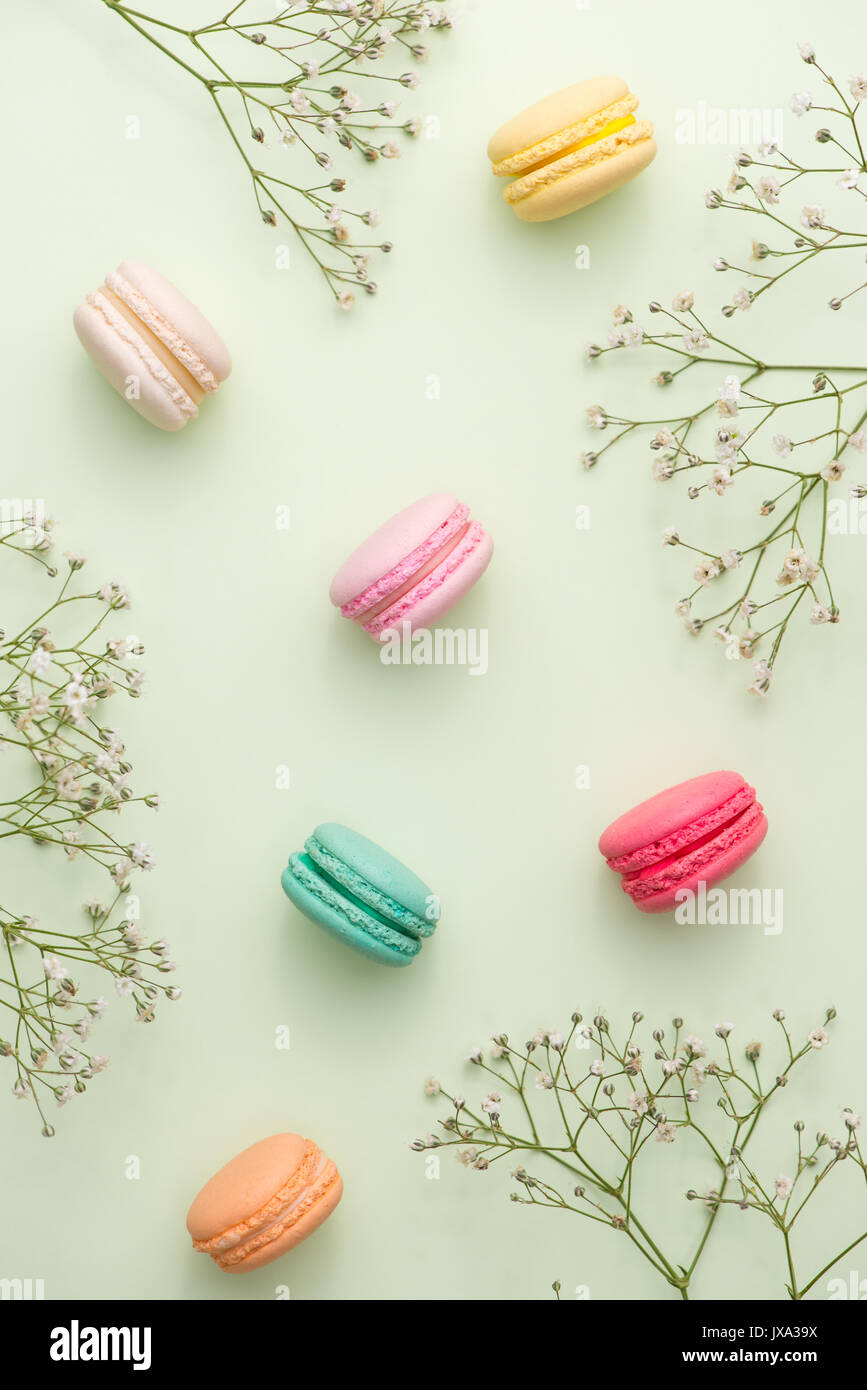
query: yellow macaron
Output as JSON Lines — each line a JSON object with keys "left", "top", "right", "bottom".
{"left": 488, "top": 76, "right": 656, "bottom": 222}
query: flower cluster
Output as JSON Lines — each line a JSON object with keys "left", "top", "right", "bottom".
{"left": 101, "top": 0, "right": 454, "bottom": 307}
{"left": 0, "top": 513, "right": 175, "bottom": 1135}
{"left": 584, "top": 45, "right": 867, "bottom": 695}
{"left": 413, "top": 1007, "right": 864, "bottom": 1300}
{"left": 710, "top": 1089, "right": 865, "bottom": 1301}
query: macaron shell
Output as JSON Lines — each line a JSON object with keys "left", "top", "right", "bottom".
{"left": 622, "top": 799, "right": 766, "bottom": 901}
{"left": 607, "top": 783, "right": 756, "bottom": 877}
{"left": 488, "top": 76, "right": 628, "bottom": 167}
{"left": 599, "top": 771, "right": 749, "bottom": 862}
{"left": 117, "top": 260, "right": 232, "bottom": 383}
{"left": 312, "top": 823, "right": 434, "bottom": 923}
{"left": 306, "top": 825, "right": 434, "bottom": 937}
{"left": 511, "top": 136, "right": 657, "bottom": 222}
{"left": 227, "top": 1173, "right": 344, "bottom": 1272}
{"left": 73, "top": 299, "right": 191, "bottom": 432}
{"left": 282, "top": 857, "right": 421, "bottom": 966}
{"left": 187, "top": 1134, "right": 310, "bottom": 1242}
{"left": 330, "top": 493, "right": 459, "bottom": 609}
{"left": 371, "top": 526, "right": 493, "bottom": 637}
{"left": 630, "top": 812, "right": 769, "bottom": 914}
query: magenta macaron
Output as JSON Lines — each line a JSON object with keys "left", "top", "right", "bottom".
{"left": 598, "top": 771, "right": 768, "bottom": 914}
{"left": 330, "top": 493, "right": 493, "bottom": 640}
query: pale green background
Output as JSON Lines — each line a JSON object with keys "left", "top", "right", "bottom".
{"left": 1, "top": 0, "right": 865, "bottom": 1301}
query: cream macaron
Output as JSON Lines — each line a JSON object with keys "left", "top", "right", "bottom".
{"left": 73, "top": 260, "right": 231, "bottom": 431}
{"left": 488, "top": 76, "right": 656, "bottom": 222}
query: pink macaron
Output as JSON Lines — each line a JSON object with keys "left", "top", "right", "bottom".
{"left": 73, "top": 260, "right": 231, "bottom": 431}
{"left": 330, "top": 493, "right": 493, "bottom": 640}
{"left": 599, "top": 771, "right": 768, "bottom": 914}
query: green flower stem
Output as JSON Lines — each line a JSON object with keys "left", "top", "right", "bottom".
{"left": 796, "top": 1229, "right": 867, "bottom": 1300}
{"left": 98, "top": 0, "right": 453, "bottom": 304}
{"left": 419, "top": 1011, "right": 859, "bottom": 1299}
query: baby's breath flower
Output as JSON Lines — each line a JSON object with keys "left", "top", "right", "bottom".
{"left": 821, "top": 459, "right": 846, "bottom": 482}
{"left": 756, "top": 174, "right": 781, "bottom": 204}
{"left": 589, "top": 60, "right": 860, "bottom": 689}
{"left": 800, "top": 203, "right": 825, "bottom": 229}
{"left": 709, "top": 467, "right": 733, "bottom": 495}
{"left": 0, "top": 519, "right": 175, "bottom": 1129}
{"left": 419, "top": 1006, "right": 853, "bottom": 1296}
{"left": 683, "top": 328, "right": 710, "bottom": 353}
{"left": 43, "top": 954, "right": 67, "bottom": 982}
{"left": 718, "top": 375, "right": 740, "bottom": 405}
{"left": 652, "top": 456, "right": 676, "bottom": 482}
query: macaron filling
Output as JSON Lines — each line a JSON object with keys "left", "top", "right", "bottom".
{"left": 105, "top": 270, "right": 220, "bottom": 394}
{"left": 492, "top": 93, "right": 639, "bottom": 176}
{"left": 100, "top": 284, "right": 206, "bottom": 405}
{"left": 364, "top": 520, "right": 487, "bottom": 638}
{"left": 620, "top": 798, "right": 766, "bottom": 903}
{"left": 339, "top": 503, "right": 471, "bottom": 622}
{"left": 606, "top": 784, "right": 758, "bottom": 876}
{"left": 84, "top": 289, "right": 200, "bottom": 421}
{"left": 286, "top": 853, "right": 422, "bottom": 958}
{"left": 504, "top": 118, "right": 654, "bottom": 204}
{"left": 193, "top": 1141, "right": 339, "bottom": 1270}
{"left": 305, "top": 835, "right": 435, "bottom": 937}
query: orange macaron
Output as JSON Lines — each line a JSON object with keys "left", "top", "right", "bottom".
{"left": 187, "top": 1133, "right": 342, "bottom": 1273}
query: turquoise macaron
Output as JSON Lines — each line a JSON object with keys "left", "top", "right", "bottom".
{"left": 281, "top": 823, "right": 440, "bottom": 967}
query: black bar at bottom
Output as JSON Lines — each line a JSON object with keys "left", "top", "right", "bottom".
{"left": 2, "top": 1295, "right": 860, "bottom": 1374}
